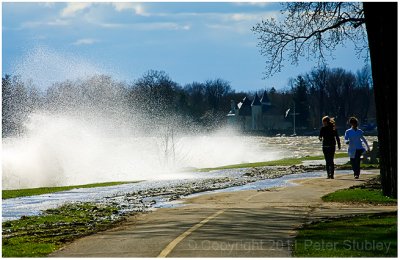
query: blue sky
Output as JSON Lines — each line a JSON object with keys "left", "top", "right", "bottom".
{"left": 3, "top": 2, "right": 369, "bottom": 91}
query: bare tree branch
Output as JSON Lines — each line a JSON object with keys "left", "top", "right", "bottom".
{"left": 252, "top": 2, "right": 368, "bottom": 77}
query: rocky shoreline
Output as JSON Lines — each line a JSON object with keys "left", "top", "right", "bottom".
{"left": 98, "top": 164, "right": 326, "bottom": 218}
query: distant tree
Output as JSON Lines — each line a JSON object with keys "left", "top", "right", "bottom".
{"left": 355, "top": 65, "right": 373, "bottom": 122}
{"left": 2, "top": 75, "right": 31, "bottom": 136}
{"left": 204, "top": 79, "right": 232, "bottom": 112}
{"left": 292, "top": 76, "right": 309, "bottom": 128}
{"left": 2, "top": 74, "right": 14, "bottom": 137}
{"left": 184, "top": 82, "right": 206, "bottom": 119}
{"left": 131, "top": 70, "right": 179, "bottom": 119}
{"left": 253, "top": 2, "right": 397, "bottom": 198}
{"left": 325, "top": 68, "right": 358, "bottom": 127}
{"left": 307, "top": 66, "right": 328, "bottom": 122}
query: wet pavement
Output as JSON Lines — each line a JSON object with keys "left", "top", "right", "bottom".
{"left": 4, "top": 163, "right": 351, "bottom": 222}
{"left": 2, "top": 167, "right": 328, "bottom": 221}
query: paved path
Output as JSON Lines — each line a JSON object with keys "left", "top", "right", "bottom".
{"left": 50, "top": 171, "right": 397, "bottom": 257}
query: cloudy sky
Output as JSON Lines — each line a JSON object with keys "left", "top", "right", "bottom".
{"left": 3, "top": 2, "right": 368, "bottom": 91}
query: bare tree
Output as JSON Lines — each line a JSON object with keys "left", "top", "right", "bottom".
{"left": 253, "top": 2, "right": 397, "bottom": 198}
{"left": 253, "top": 2, "right": 366, "bottom": 76}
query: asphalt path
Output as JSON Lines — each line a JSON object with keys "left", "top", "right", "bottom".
{"left": 51, "top": 171, "right": 396, "bottom": 257}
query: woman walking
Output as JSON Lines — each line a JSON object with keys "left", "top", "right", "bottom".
{"left": 319, "top": 116, "right": 341, "bottom": 179}
{"left": 344, "top": 117, "right": 370, "bottom": 179}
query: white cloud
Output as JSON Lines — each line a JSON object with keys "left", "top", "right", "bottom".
{"left": 20, "top": 19, "right": 70, "bottom": 29}
{"left": 228, "top": 11, "right": 280, "bottom": 22}
{"left": 111, "top": 3, "right": 148, "bottom": 16}
{"left": 132, "top": 22, "right": 190, "bottom": 31}
{"left": 61, "top": 3, "right": 92, "bottom": 17}
{"left": 72, "top": 38, "right": 97, "bottom": 46}
{"left": 205, "top": 11, "right": 280, "bottom": 34}
{"left": 98, "top": 22, "right": 125, "bottom": 29}
{"left": 97, "top": 21, "right": 190, "bottom": 31}
{"left": 235, "top": 2, "right": 273, "bottom": 7}
{"left": 39, "top": 2, "right": 56, "bottom": 8}
{"left": 47, "top": 19, "right": 70, "bottom": 26}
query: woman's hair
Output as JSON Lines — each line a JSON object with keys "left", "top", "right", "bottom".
{"left": 349, "top": 117, "right": 359, "bottom": 128}
{"left": 322, "top": 116, "right": 336, "bottom": 130}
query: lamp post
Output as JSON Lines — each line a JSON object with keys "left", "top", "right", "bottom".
{"left": 285, "top": 102, "right": 300, "bottom": 136}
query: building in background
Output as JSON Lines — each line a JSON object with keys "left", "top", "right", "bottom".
{"left": 227, "top": 91, "right": 292, "bottom": 131}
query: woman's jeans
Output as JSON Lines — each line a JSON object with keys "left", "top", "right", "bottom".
{"left": 323, "top": 146, "right": 335, "bottom": 177}
{"left": 350, "top": 149, "right": 364, "bottom": 177}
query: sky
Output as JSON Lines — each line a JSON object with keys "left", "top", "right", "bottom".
{"left": 2, "top": 2, "right": 369, "bottom": 92}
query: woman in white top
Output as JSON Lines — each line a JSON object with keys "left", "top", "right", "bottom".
{"left": 344, "top": 117, "right": 370, "bottom": 179}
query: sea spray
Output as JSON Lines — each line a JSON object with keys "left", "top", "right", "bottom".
{"left": 2, "top": 112, "right": 284, "bottom": 189}
{"left": 3, "top": 47, "right": 286, "bottom": 189}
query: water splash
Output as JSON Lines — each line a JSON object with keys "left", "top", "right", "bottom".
{"left": 3, "top": 47, "right": 286, "bottom": 189}
{"left": 2, "top": 112, "right": 284, "bottom": 189}
{"left": 10, "top": 46, "right": 114, "bottom": 89}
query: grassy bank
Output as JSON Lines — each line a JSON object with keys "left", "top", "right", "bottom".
{"left": 322, "top": 176, "right": 396, "bottom": 205}
{"left": 3, "top": 181, "right": 138, "bottom": 200}
{"left": 322, "top": 188, "right": 397, "bottom": 205}
{"left": 294, "top": 176, "right": 397, "bottom": 257}
{"left": 2, "top": 202, "right": 123, "bottom": 257}
{"left": 198, "top": 153, "right": 349, "bottom": 172}
{"left": 293, "top": 212, "right": 397, "bottom": 257}
{"left": 336, "top": 162, "right": 380, "bottom": 171}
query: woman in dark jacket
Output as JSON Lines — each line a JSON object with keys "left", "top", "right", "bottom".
{"left": 319, "top": 116, "right": 341, "bottom": 179}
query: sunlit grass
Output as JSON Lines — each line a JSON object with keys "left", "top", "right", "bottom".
{"left": 2, "top": 181, "right": 139, "bottom": 199}
{"left": 293, "top": 212, "right": 397, "bottom": 257}
{"left": 198, "top": 153, "right": 349, "bottom": 172}
{"left": 322, "top": 188, "right": 397, "bottom": 205}
{"left": 2, "top": 202, "right": 121, "bottom": 257}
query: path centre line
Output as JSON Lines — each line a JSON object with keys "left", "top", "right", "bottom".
{"left": 157, "top": 192, "right": 263, "bottom": 257}
{"left": 157, "top": 209, "right": 226, "bottom": 257}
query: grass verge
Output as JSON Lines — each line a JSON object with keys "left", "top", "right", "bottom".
{"left": 198, "top": 153, "right": 349, "bottom": 172}
{"left": 322, "top": 188, "right": 397, "bottom": 205}
{"left": 336, "top": 162, "right": 380, "bottom": 171}
{"left": 322, "top": 176, "right": 397, "bottom": 205}
{"left": 294, "top": 176, "right": 397, "bottom": 257}
{"left": 2, "top": 202, "right": 123, "bottom": 257}
{"left": 3, "top": 181, "right": 139, "bottom": 200}
{"left": 293, "top": 212, "right": 397, "bottom": 257}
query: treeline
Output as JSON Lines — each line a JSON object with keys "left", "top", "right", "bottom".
{"left": 283, "top": 66, "right": 376, "bottom": 130}
{"left": 2, "top": 66, "right": 375, "bottom": 137}
{"left": 2, "top": 70, "right": 247, "bottom": 137}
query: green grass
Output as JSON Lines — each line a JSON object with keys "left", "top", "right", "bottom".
{"left": 336, "top": 161, "right": 380, "bottom": 170}
{"left": 293, "top": 212, "right": 398, "bottom": 257}
{"left": 2, "top": 202, "right": 122, "bottom": 257}
{"left": 322, "top": 188, "right": 397, "bottom": 205}
{"left": 198, "top": 153, "right": 349, "bottom": 172}
{"left": 2, "top": 181, "right": 139, "bottom": 199}
{"left": 322, "top": 176, "right": 396, "bottom": 205}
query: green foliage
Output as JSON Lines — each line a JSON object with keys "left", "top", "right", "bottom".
{"left": 336, "top": 163, "right": 380, "bottom": 170}
{"left": 199, "top": 153, "right": 348, "bottom": 171}
{"left": 322, "top": 188, "right": 397, "bottom": 205}
{"left": 293, "top": 213, "right": 397, "bottom": 257}
{"left": 293, "top": 76, "right": 309, "bottom": 127}
{"left": 3, "top": 181, "right": 137, "bottom": 199}
{"left": 2, "top": 202, "right": 121, "bottom": 257}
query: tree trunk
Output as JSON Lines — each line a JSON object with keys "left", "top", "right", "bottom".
{"left": 364, "top": 2, "right": 397, "bottom": 198}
